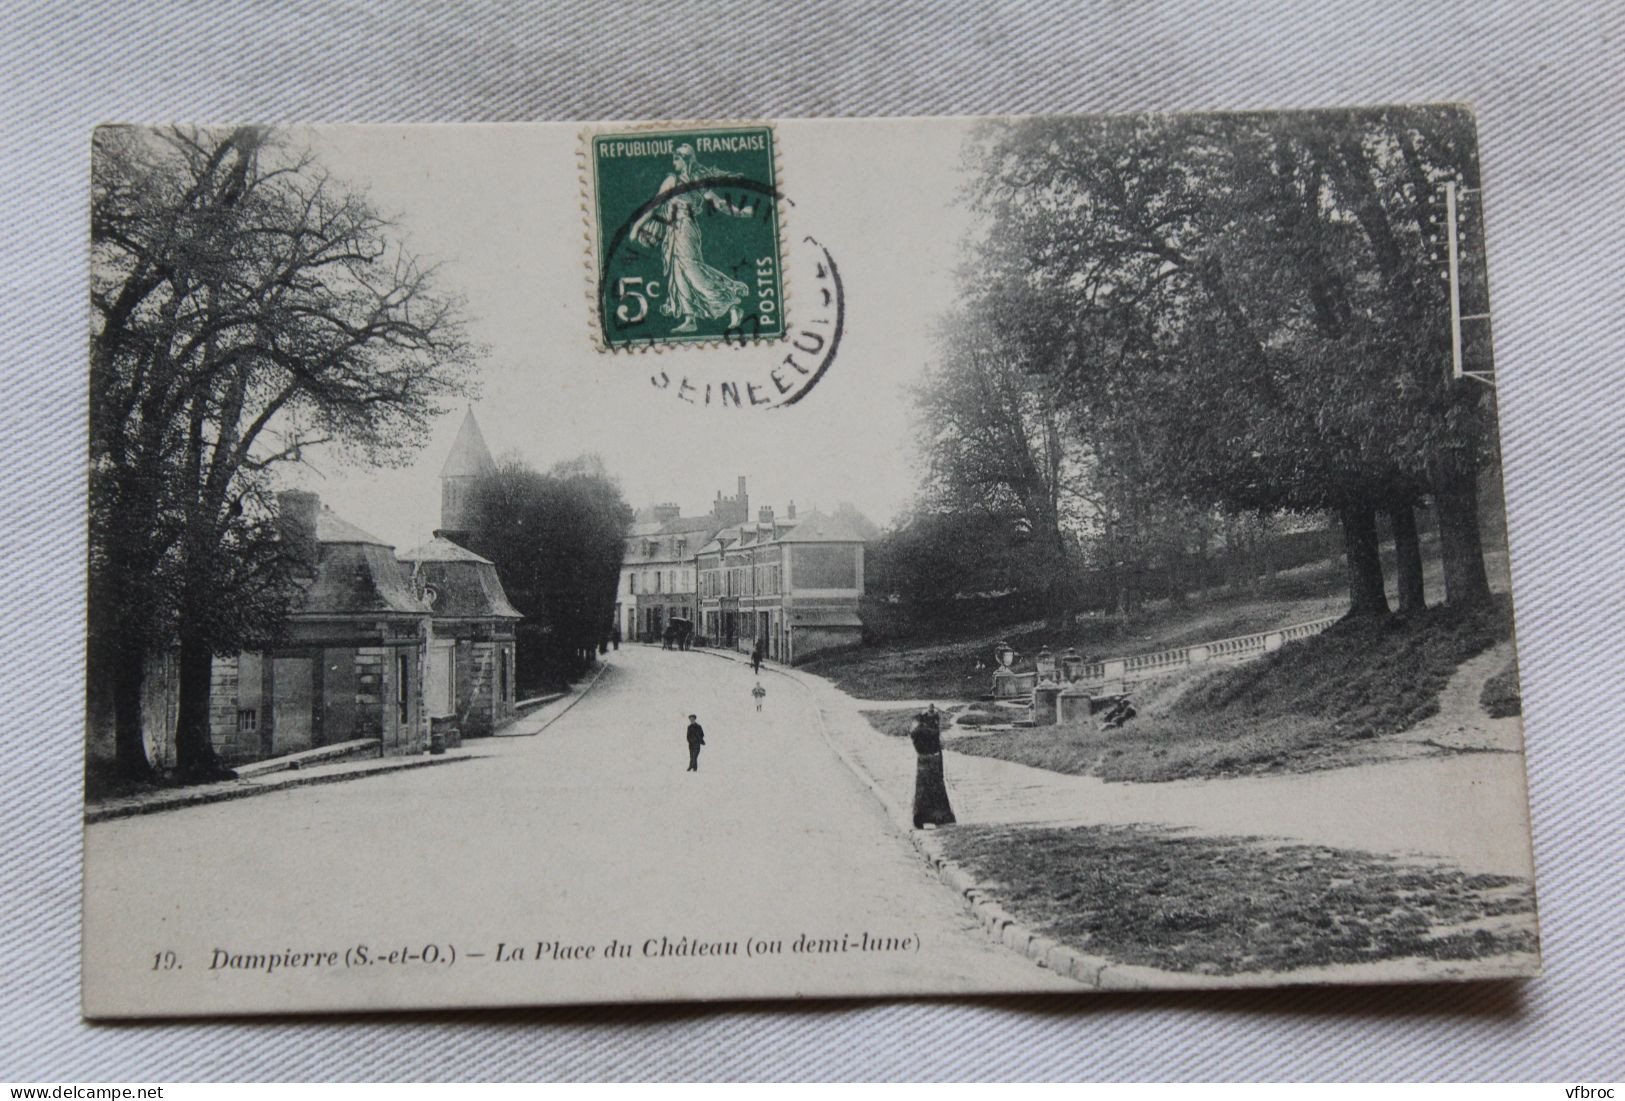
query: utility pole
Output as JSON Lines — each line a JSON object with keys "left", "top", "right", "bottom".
{"left": 1444, "top": 181, "right": 1495, "bottom": 388}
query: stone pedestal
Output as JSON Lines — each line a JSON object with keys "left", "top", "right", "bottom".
{"left": 993, "top": 670, "right": 1039, "bottom": 700}
{"left": 1031, "top": 683, "right": 1061, "bottom": 726}
{"left": 430, "top": 715, "right": 461, "bottom": 752}
{"left": 1101, "top": 658, "right": 1127, "bottom": 698}
{"left": 1058, "top": 689, "right": 1094, "bottom": 727}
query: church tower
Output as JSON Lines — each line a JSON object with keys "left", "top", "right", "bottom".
{"left": 438, "top": 408, "right": 496, "bottom": 542}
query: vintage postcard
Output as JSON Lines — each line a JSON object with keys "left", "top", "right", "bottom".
{"left": 83, "top": 110, "right": 1538, "bottom": 1018}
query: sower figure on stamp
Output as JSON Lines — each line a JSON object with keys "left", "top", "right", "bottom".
{"left": 909, "top": 704, "right": 956, "bottom": 830}
{"left": 685, "top": 713, "right": 705, "bottom": 772}
{"left": 630, "top": 144, "right": 753, "bottom": 334}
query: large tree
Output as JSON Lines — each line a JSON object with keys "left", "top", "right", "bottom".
{"left": 90, "top": 126, "right": 477, "bottom": 781}
{"left": 914, "top": 309, "right": 1084, "bottom": 624}
{"left": 463, "top": 455, "right": 632, "bottom": 691}
{"left": 961, "top": 107, "right": 1500, "bottom": 618}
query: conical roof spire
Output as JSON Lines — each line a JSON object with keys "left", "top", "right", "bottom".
{"left": 441, "top": 408, "right": 495, "bottom": 478}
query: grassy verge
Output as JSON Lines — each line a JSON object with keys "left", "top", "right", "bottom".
{"left": 861, "top": 710, "right": 921, "bottom": 738}
{"left": 1480, "top": 661, "right": 1522, "bottom": 718}
{"left": 939, "top": 823, "right": 1537, "bottom": 975}
{"left": 84, "top": 761, "right": 171, "bottom": 803}
{"left": 939, "top": 601, "right": 1511, "bottom": 782}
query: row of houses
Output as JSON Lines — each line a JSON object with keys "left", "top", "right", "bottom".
{"left": 88, "top": 411, "right": 525, "bottom": 772}
{"left": 616, "top": 477, "right": 868, "bottom": 665}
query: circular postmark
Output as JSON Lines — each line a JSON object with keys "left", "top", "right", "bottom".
{"left": 602, "top": 177, "right": 844, "bottom": 410}
{"left": 598, "top": 176, "right": 787, "bottom": 349}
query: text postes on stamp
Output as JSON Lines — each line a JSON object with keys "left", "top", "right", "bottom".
{"left": 588, "top": 125, "right": 784, "bottom": 350}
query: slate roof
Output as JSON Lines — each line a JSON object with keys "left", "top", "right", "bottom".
{"left": 660, "top": 515, "right": 723, "bottom": 535}
{"left": 397, "top": 535, "right": 495, "bottom": 565}
{"left": 398, "top": 537, "right": 523, "bottom": 620}
{"left": 296, "top": 507, "right": 428, "bottom": 617}
{"left": 315, "top": 507, "right": 392, "bottom": 547}
{"left": 624, "top": 516, "right": 722, "bottom": 564}
{"left": 775, "top": 510, "right": 866, "bottom": 543}
{"left": 441, "top": 409, "right": 496, "bottom": 478}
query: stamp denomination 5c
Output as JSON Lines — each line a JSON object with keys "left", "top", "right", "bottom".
{"left": 586, "top": 125, "right": 784, "bottom": 350}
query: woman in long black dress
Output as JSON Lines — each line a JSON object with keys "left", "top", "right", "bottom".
{"left": 910, "top": 704, "right": 956, "bottom": 830}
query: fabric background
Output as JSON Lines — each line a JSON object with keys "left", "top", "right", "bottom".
{"left": 3, "top": 0, "right": 1621, "bottom": 1082}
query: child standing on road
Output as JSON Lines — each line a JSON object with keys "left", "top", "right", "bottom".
{"left": 751, "top": 681, "right": 767, "bottom": 711}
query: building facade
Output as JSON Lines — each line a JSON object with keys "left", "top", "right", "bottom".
{"left": 205, "top": 490, "right": 434, "bottom": 764}
{"left": 398, "top": 536, "right": 522, "bottom": 739}
{"left": 615, "top": 477, "right": 750, "bottom": 643}
{"left": 88, "top": 409, "right": 528, "bottom": 773}
{"left": 401, "top": 409, "right": 524, "bottom": 738}
{"left": 697, "top": 505, "right": 865, "bottom": 664}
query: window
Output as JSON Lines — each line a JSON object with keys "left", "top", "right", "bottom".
{"left": 501, "top": 648, "right": 511, "bottom": 702}
{"left": 396, "top": 652, "right": 410, "bottom": 724}
{"left": 628, "top": 572, "right": 637, "bottom": 595}
{"left": 236, "top": 708, "right": 257, "bottom": 732}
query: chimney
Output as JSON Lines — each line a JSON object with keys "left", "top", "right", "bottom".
{"left": 277, "top": 490, "right": 321, "bottom": 576}
{"left": 653, "top": 502, "right": 681, "bottom": 524}
{"left": 759, "top": 506, "right": 774, "bottom": 525}
{"left": 787, "top": 500, "right": 797, "bottom": 520}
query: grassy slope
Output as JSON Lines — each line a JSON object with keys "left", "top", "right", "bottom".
{"left": 806, "top": 540, "right": 1509, "bottom": 703}
{"left": 938, "top": 600, "right": 1512, "bottom": 782}
{"left": 1480, "top": 661, "right": 1522, "bottom": 718}
{"left": 806, "top": 565, "right": 1350, "bottom": 701}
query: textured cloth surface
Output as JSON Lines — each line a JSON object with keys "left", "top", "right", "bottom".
{"left": 4, "top": 0, "right": 1623, "bottom": 1082}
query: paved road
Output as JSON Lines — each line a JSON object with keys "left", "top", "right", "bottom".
{"left": 84, "top": 646, "right": 1071, "bottom": 1016}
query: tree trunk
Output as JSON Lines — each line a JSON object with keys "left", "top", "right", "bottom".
{"left": 1389, "top": 503, "right": 1427, "bottom": 616}
{"left": 1166, "top": 559, "right": 1184, "bottom": 607}
{"left": 1432, "top": 453, "right": 1494, "bottom": 610}
{"left": 173, "top": 632, "right": 228, "bottom": 782}
{"left": 111, "top": 644, "right": 156, "bottom": 781}
{"left": 1340, "top": 505, "right": 1391, "bottom": 618}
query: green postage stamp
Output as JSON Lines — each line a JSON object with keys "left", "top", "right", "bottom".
{"left": 586, "top": 124, "right": 784, "bottom": 349}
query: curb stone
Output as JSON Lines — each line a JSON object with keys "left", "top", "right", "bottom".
{"left": 85, "top": 755, "right": 476, "bottom": 824}
{"left": 499, "top": 658, "right": 613, "bottom": 737}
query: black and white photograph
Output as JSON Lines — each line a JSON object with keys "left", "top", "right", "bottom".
{"left": 80, "top": 109, "right": 1540, "bottom": 1018}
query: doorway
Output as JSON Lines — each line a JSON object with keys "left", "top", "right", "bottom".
{"left": 270, "top": 656, "right": 314, "bottom": 754}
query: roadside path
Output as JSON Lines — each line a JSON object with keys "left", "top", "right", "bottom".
{"left": 779, "top": 655, "right": 1538, "bottom": 879}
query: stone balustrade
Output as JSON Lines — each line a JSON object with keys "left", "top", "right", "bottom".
{"left": 1075, "top": 614, "right": 1340, "bottom": 691}
{"left": 989, "top": 614, "right": 1342, "bottom": 727}
{"left": 1002, "top": 614, "right": 1342, "bottom": 712}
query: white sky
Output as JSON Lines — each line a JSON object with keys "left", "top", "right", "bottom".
{"left": 285, "top": 119, "right": 980, "bottom": 550}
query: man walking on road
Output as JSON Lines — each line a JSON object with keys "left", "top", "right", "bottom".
{"left": 686, "top": 713, "right": 706, "bottom": 772}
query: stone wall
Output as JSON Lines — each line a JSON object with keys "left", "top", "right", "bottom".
{"left": 455, "top": 639, "right": 498, "bottom": 736}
